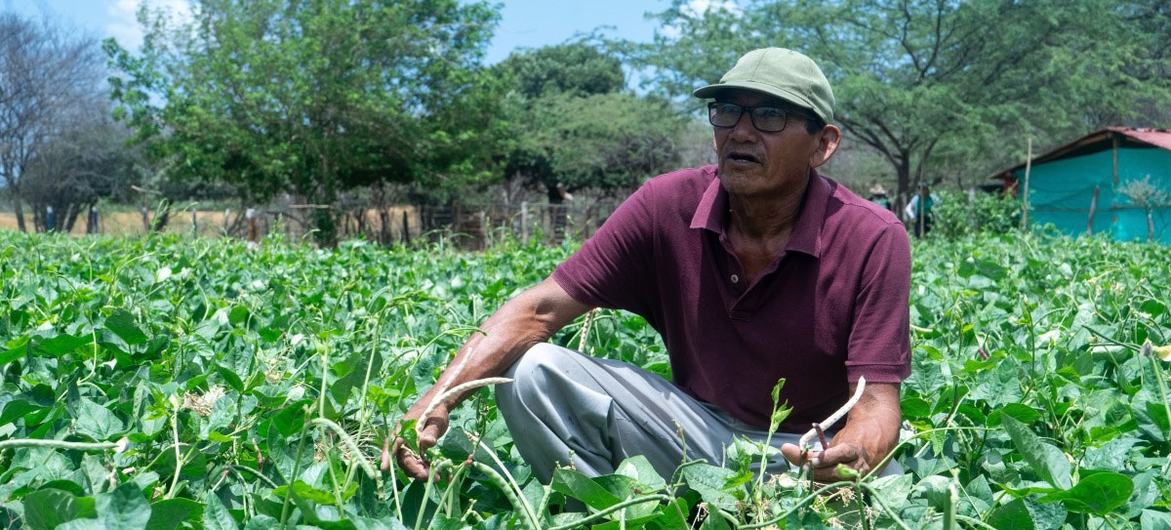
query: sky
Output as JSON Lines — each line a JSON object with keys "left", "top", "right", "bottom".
{"left": 3, "top": 0, "right": 692, "bottom": 64}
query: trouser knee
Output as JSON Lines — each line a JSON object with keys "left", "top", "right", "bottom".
{"left": 495, "top": 343, "right": 572, "bottom": 416}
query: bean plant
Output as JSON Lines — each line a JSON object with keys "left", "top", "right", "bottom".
{"left": 0, "top": 229, "right": 1168, "bottom": 529}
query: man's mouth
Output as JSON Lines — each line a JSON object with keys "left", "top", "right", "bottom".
{"left": 726, "top": 152, "right": 761, "bottom": 164}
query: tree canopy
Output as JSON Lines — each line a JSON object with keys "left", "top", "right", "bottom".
{"left": 637, "top": 0, "right": 1171, "bottom": 204}
{"left": 106, "top": 0, "right": 502, "bottom": 244}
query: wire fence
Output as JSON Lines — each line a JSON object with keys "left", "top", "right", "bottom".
{"left": 0, "top": 198, "right": 626, "bottom": 248}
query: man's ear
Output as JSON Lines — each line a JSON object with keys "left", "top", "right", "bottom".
{"left": 810, "top": 124, "right": 842, "bottom": 168}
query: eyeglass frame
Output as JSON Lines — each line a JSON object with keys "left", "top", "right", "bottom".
{"left": 706, "top": 101, "right": 817, "bottom": 133}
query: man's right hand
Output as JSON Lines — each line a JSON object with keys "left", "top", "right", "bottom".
{"left": 392, "top": 401, "right": 450, "bottom": 481}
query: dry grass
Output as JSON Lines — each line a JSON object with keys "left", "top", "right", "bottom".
{"left": 0, "top": 206, "right": 420, "bottom": 240}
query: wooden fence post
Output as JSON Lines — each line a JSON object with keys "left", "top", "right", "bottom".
{"left": 1021, "top": 138, "right": 1032, "bottom": 229}
{"left": 401, "top": 210, "right": 410, "bottom": 244}
{"left": 520, "top": 201, "right": 529, "bottom": 241}
{"left": 246, "top": 208, "right": 258, "bottom": 242}
{"left": 1086, "top": 186, "right": 1099, "bottom": 235}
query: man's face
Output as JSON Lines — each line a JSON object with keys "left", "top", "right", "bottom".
{"left": 712, "top": 89, "right": 826, "bottom": 198}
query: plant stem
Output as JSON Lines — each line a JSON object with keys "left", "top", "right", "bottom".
{"left": 739, "top": 480, "right": 855, "bottom": 529}
{"left": 0, "top": 439, "right": 119, "bottom": 451}
{"left": 165, "top": 405, "right": 183, "bottom": 499}
{"left": 546, "top": 494, "right": 673, "bottom": 530}
{"left": 280, "top": 412, "right": 312, "bottom": 527}
{"left": 313, "top": 417, "right": 379, "bottom": 480}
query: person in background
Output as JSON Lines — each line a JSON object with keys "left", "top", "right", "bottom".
{"left": 904, "top": 182, "right": 939, "bottom": 238}
{"left": 867, "top": 183, "right": 891, "bottom": 211}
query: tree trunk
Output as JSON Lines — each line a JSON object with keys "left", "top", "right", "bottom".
{"left": 895, "top": 161, "right": 912, "bottom": 223}
{"left": 1148, "top": 209, "right": 1156, "bottom": 242}
{"left": 12, "top": 200, "right": 27, "bottom": 233}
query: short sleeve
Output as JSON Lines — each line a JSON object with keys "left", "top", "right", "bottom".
{"left": 552, "top": 182, "right": 656, "bottom": 317}
{"left": 844, "top": 224, "right": 912, "bottom": 383}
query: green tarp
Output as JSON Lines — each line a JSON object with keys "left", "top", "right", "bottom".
{"left": 1014, "top": 145, "right": 1171, "bottom": 243}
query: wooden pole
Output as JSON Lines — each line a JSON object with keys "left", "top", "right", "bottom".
{"left": 1086, "top": 186, "right": 1099, "bottom": 235}
{"left": 246, "top": 208, "right": 258, "bottom": 242}
{"left": 521, "top": 201, "right": 529, "bottom": 241}
{"left": 401, "top": 209, "right": 410, "bottom": 244}
{"left": 1021, "top": 138, "right": 1032, "bottom": 229}
{"left": 1112, "top": 135, "right": 1120, "bottom": 186}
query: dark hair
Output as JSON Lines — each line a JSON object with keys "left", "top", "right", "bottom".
{"left": 802, "top": 114, "right": 826, "bottom": 135}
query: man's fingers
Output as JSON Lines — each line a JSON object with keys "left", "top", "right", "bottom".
{"left": 417, "top": 416, "right": 448, "bottom": 449}
{"left": 780, "top": 443, "right": 806, "bottom": 466}
{"left": 813, "top": 443, "right": 861, "bottom": 468}
{"left": 392, "top": 436, "right": 432, "bottom": 481}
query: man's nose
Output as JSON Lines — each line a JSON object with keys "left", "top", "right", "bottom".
{"left": 728, "top": 111, "right": 758, "bottom": 141}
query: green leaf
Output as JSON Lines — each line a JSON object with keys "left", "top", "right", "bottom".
{"left": 271, "top": 400, "right": 311, "bottom": 437}
{"left": 216, "top": 366, "right": 244, "bottom": 393}
{"left": 106, "top": 310, "right": 148, "bottom": 345}
{"left": 1001, "top": 415, "right": 1072, "bottom": 489}
{"left": 988, "top": 498, "right": 1035, "bottom": 530}
{"left": 35, "top": 334, "right": 90, "bottom": 356}
{"left": 75, "top": 397, "right": 126, "bottom": 441}
{"left": 55, "top": 520, "right": 108, "bottom": 530}
{"left": 551, "top": 467, "right": 621, "bottom": 510}
{"left": 145, "top": 498, "right": 203, "bottom": 530}
{"left": 22, "top": 489, "right": 97, "bottom": 530}
{"left": 1040, "top": 471, "right": 1133, "bottom": 515}
{"left": 272, "top": 480, "right": 337, "bottom": 505}
{"left": 1141, "top": 509, "right": 1171, "bottom": 530}
{"left": 202, "top": 493, "right": 239, "bottom": 530}
{"left": 615, "top": 455, "right": 666, "bottom": 491}
{"left": 680, "top": 463, "right": 740, "bottom": 512}
{"left": 96, "top": 483, "right": 151, "bottom": 529}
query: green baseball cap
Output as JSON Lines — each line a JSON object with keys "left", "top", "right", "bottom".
{"left": 693, "top": 47, "right": 835, "bottom": 123}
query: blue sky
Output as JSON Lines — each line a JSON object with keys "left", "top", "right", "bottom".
{"left": 4, "top": 0, "right": 688, "bottom": 64}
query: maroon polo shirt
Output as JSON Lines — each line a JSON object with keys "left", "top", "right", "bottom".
{"left": 552, "top": 165, "right": 911, "bottom": 432}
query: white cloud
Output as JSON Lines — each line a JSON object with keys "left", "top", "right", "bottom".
{"left": 106, "top": 0, "right": 191, "bottom": 50}
{"left": 682, "top": 0, "right": 742, "bottom": 18}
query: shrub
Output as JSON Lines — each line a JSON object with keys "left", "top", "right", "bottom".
{"left": 932, "top": 189, "right": 1020, "bottom": 238}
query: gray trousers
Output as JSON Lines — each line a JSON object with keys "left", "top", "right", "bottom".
{"left": 495, "top": 343, "right": 874, "bottom": 483}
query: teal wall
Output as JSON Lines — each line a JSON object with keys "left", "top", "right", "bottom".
{"left": 1014, "top": 146, "right": 1171, "bottom": 243}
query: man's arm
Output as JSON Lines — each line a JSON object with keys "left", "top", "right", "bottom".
{"left": 394, "top": 277, "right": 591, "bottom": 480}
{"left": 780, "top": 382, "right": 901, "bottom": 482}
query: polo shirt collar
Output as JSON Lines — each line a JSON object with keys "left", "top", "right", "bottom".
{"left": 689, "top": 167, "right": 829, "bottom": 258}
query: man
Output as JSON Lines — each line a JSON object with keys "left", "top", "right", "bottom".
{"left": 395, "top": 48, "right": 911, "bottom": 484}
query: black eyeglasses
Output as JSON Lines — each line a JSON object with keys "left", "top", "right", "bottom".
{"left": 707, "top": 102, "right": 807, "bottom": 133}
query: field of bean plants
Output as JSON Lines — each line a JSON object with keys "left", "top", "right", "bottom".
{"left": 0, "top": 229, "right": 1169, "bottom": 529}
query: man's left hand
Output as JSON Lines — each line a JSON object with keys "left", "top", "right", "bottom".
{"left": 780, "top": 441, "right": 870, "bottom": 482}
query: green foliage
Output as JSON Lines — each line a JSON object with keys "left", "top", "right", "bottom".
{"left": 497, "top": 43, "right": 688, "bottom": 199}
{"left": 1, "top": 229, "right": 1171, "bottom": 528}
{"left": 105, "top": 0, "right": 502, "bottom": 244}
{"left": 933, "top": 190, "right": 1021, "bottom": 238}
{"left": 496, "top": 42, "right": 625, "bottom": 98}
{"left": 637, "top": 0, "right": 1171, "bottom": 198}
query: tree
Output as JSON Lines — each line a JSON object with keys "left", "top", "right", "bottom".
{"left": 0, "top": 13, "right": 105, "bottom": 232}
{"left": 497, "top": 43, "right": 688, "bottom": 204}
{"left": 22, "top": 115, "right": 139, "bottom": 233}
{"left": 1117, "top": 176, "right": 1170, "bottom": 242}
{"left": 107, "top": 0, "right": 501, "bottom": 246}
{"left": 637, "top": 0, "right": 1171, "bottom": 206}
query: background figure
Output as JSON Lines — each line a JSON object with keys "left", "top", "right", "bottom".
{"left": 905, "top": 183, "right": 940, "bottom": 238}
{"left": 867, "top": 183, "right": 891, "bottom": 211}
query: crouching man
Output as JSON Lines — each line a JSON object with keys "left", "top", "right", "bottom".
{"left": 395, "top": 47, "right": 911, "bottom": 484}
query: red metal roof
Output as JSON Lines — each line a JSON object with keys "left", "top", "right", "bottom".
{"left": 1107, "top": 127, "right": 1171, "bottom": 151}
{"left": 990, "top": 127, "right": 1171, "bottom": 180}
